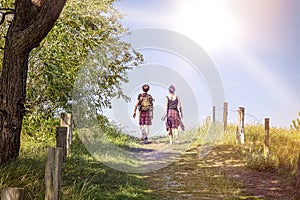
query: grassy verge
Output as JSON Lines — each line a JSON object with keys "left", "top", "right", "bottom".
{"left": 226, "top": 124, "right": 300, "bottom": 178}
{"left": 0, "top": 132, "right": 154, "bottom": 199}
{"left": 1, "top": 122, "right": 299, "bottom": 199}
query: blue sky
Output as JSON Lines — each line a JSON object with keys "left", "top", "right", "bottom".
{"left": 114, "top": 0, "right": 300, "bottom": 128}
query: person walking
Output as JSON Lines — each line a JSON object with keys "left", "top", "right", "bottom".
{"left": 133, "top": 84, "right": 154, "bottom": 144}
{"left": 163, "top": 85, "right": 185, "bottom": 144}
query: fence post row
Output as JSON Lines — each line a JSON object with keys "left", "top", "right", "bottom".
{"left": 223, "top": 102, "right": 228, "bottom": 131}
{"left": 60, "top": 113, "right": 72, "bottom": 153}
{"left": 236, "top": 107, "right": 245, "bottom": 144}
{"left": 212, "top": 106, "right": 216, "bottom": 124}
{"left": 56, "top": 127, "right": 67, "bottom": 163}
{"left": 1, "top": 187, "right": 24, "bottom": 200}
{"left": 264, "top": 118, "right": 270, "bottom": 155}
{"left": 45, "top": 147, "right": 63, "bottom": 200}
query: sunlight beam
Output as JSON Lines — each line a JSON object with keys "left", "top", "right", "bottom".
{"left": 173, "top": 0, "right": 243, "bottom": 51}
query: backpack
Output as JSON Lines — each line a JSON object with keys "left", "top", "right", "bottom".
{"left": 139, "top": 94, "right": 153, "bottom": 111}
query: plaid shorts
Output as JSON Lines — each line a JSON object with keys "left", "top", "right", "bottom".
{"left": 139, "top": 110, "right": 152, "bottom": 125}
{"left": 166, "top": 109, "right": 185, "bottom": 130}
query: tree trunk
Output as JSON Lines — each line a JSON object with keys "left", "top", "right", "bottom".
{"left": 0, "top": 47, "right": 29, "bottom": 163}
{"left": 0, "top": 0, "right": 66, "bottom": 164}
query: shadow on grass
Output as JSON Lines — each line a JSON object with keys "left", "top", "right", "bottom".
{"left": 0, "top": 138, "right": 156, "bottom": 200}
{"left": 0, "top": 150, "right": 48, "bottom": 199}
{"left": 62, "top": 138, "right": 155, "bottom": 200}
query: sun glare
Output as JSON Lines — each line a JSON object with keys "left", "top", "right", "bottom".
{"left": 174, "top": 0, "right": 242, "bottom": 51}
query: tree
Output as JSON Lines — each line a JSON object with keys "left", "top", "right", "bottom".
{"left": 0, "top": 0, "right": 143, "bottom": 164}
{"left": 0, "top": 0, "right": 67, "bottom": 164}
{"left": 25, "top": 0, "right": 142, "bottom": 118}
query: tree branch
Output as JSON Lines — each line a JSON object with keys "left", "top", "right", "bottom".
{"left": 0, "top": 8, "right": 15, "bottom": 12}
{"left": 0, "top": 11, "right": 14, "bottom": 25}
{"left": 8, "top": 0, "right": 67, "bottom": 53}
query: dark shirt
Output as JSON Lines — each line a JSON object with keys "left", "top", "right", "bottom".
{"left": 167, "top": 96, "right": 178, "bottom": 110}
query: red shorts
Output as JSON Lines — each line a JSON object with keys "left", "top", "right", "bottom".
{"left": 139, "top": 110, "right": 152, "bottom": 125}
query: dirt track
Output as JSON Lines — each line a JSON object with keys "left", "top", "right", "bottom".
{"left": 144, "top": 144, "right": 300, "bottom": 200}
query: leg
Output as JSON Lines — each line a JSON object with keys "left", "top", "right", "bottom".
{"left": 173, "top": 128, "right": 179, "bottom": 143}
{"left": 140, "top": 125, "right": 145, "bottom": 140}
{"left": 144, "top": 125, "right": 149, "bottom": 143}
{"left": 144, "top": 125, "right": 149, "bottom": 138}
{"left": 168, "top": 129, "right": 173, "bottom": 144}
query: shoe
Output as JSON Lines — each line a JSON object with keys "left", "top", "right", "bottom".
{"left": 141, "top": 130, "right": 146, "bottom": 141}
{"left": 144, "top": 137, "right": 148, "bottom": 144}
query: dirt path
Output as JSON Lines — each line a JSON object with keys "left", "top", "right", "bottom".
{"left": 144, "top": 144, "right": 300, "bottom": 200}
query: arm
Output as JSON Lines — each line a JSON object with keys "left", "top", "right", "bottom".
{"left": 177, "top": 96, "right": 183, "bottom": 118}
{"left": 133, "top": 96, "right": 140, "bottom": 118}
{"left": 161, "top": 97, "right": 168, "bottom": 121}
{"left": 133, "top": 100, "right": 140, "bottom": 118}
{"left": 163, "top": 97, "right": 168, "bottom": 115}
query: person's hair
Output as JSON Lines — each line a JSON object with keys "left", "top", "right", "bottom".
{"left": 168, "top": 85, "right": 175, "bottom": 94}
{"left": 142, "top": 84, "right": 149, "bottom": 92}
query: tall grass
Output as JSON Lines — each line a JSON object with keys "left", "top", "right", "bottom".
{"left": 1, "top": 117, "right": 299, "bottom": 199}
{"left": 0, "top": 125, "right": 154, "bottom": 199}
{"left": 223, "top": 123, "right": 300, "bottom": 178}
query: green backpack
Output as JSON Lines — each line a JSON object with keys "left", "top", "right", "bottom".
{"left": 139, "top": 94, "right": 153, "bottom": 111}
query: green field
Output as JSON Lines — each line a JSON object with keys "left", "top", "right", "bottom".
{"left": 1, "top": 123, "right": 300, "bottom": 199}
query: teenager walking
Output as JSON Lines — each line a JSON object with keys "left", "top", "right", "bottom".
{"left": 133, "top": 84, "right": 154, "bottom": 144}
{"left": 163, "top": 85, "right": 185, "bottom": 144}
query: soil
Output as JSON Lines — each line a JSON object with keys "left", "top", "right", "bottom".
{"left": 144, "top": 143, "right": 300, "bottom": 200}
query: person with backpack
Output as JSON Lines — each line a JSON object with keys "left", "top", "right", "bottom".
{"left": 133, "top": 84, "right": 154, "bottom": 144}
{"left": 163, "top": 85, "right": 185, "bottom": 144}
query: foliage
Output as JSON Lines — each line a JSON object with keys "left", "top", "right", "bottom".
{"left": 1, "top": 0, "right": 143, "bottom": 135}
{"left": 0, "top": 132, "right": 153, "bottom": 199}
{"left": 96, "top": 115, "right": 140, "bottom": 147}
{"left": 223, "top": 124, "right": 300, "bottom": 178}
{"left": 245, "top": 146, "right": 277, "bottom": 172}
{"left": 25, "top": 0, "right": 143, "bottom": 118}
{"left": 21, "top": 111, "right": 59, "bottom": 144}
{"left": 1, "top": 0, "right": 144, "bottom": 158}
{"left": 3, "top": 122, "right": 300, "bottom": 199}
{"left": 0, "top": 1, "right": 14, "bottom": 71}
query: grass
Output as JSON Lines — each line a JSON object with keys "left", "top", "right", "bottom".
{"left": 235, "top": 124, "right": 300, "bottom": 177}
{"left": 1, "top": 122, "right": 300, "bottom": 199}
{"left": 61, "top": 138, "right": 153, "bottom": 200}
{"left": 0, "top": 131, "right": 155, "bottom": 199}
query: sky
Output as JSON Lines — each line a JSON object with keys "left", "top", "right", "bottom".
{"left": 113, "top": 0, "right": 300, "bottom": 128}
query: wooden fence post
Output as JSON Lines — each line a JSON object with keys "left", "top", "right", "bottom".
{"left": 264, "top": 118, "right": 270, "bottom": 155}
{"left": 236, "top": 107, "right": 245, "bottom": 144}
{"left": 1, "top": 187, "right": 24, "bottom": 200}
{"left": 60, "top": 113, "right": 72, "bottom": 151}
{"left": 205, "top": 116, "right": 211, "bottom": 127}
{"left": 212, "top": 106, "right": 216, "bottom": 124}
{"left": 296, "top": 152, "right": 300, "bottom": 188}
{"left": 45, "top": 147, "right": 63, "bottom": 200}
{"left": 56, "top": 127, "right": 67, "bottom": 162}
{"left": 223, "top": 102, "right": 228, "bottom": 131}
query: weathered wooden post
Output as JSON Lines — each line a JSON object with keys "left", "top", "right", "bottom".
{"left": 296, "top": 152, "right": 300, "bottom": 188}
{"left": 45, "top": 147, "right": 63, "bottom": 200}
{"left": 223, "top": 102, "right": 228, "bottom": 131}
{"left": 56, "top": 127, "right": 67, "bottom": 162}
{"left": 1, "top": 187, "right": 24, "bottom": 200}
{"left": 212, "top": 106, "right": 216, "bottom": 124}
{"left": 205, "top": 116, "right": 211, "bottom": 127}
{"left": 236, "top": 107, "right": 245, "bottom": 144}
{"left": 60, "top": 113, "right": 72, "bottom": 152}
{"left": 264, "top": 118, "right": 270, "bottom": 155}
